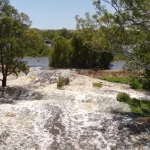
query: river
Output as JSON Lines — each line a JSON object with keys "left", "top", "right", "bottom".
{"left": 0, "top": 68, "right": 149, "bottom": 150}
{"left": 23, "top": 57, "right": 125, "bottom": 70}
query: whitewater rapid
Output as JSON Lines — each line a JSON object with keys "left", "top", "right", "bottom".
{"left": 0, "top": 68, "right": 150, "bottom": 150}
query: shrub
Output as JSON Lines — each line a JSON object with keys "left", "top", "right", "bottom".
{"left": 128, "top": 98, "right": 141, "bottom": 107}
{"left": 93, "top": 82, "right": 102, "bottom": 88}
{"left": 57, "top": 76, "right": 69, "bottom": 89}
{"left": 140, "top": 100, "right": 150, "bottom": 115}
{"left": 129, "top": 79, "right": 143, "bottom": 90}
{"left": 141, "top": 79, "right": 150, "bottom": 90}
{"left": 130, "top": 107, "right": 143, "bottom": 114}
{"left": 116, "top": 92, "right": 150, "bottom": 116}
{"left": 117, "top": 92, "right": 130, "bottom": 103}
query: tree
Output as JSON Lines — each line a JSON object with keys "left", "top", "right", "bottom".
{"left": 50, "top": 31, "right": 113, "bottom": 69}
{"left": 50, "top": 36, "right": 72, "bottom": 68}
{"left": 71, "top": 32, "right": 113, "bottom": 69}
{"left": 57, "top": 28, "right": 73, "bottom": 39}
{"left": 41, "top": 30, "right": 57, "bottom": 40}
{"left": 91, "top": 0, "right": 150, "bottom": 70}
{"left": 0, "top": 4, "right": 43, "bottom": 87}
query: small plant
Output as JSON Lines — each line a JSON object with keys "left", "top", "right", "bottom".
{"left": 93, "top": 82, "right": 102, "bottom": 88}
{"left": 117, "top": 92, "right": 130, "bottom": 103}
{"left": 57, "top": 76, "right": 69, "bottom": 89}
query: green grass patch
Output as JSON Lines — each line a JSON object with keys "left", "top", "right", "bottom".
{"left": 93, "top": 82, "right": 102, "bottom": 88}
{"left": 100, "top": 77, "right": 145, "bottom": 90}
{"left": 100, "top": 77, "right": 131, "bottom": 84}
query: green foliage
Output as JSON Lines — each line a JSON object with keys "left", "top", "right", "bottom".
{"left": 129, "top": 79, "right": 143, "bottom": 90}
{"left": 93, "top": 82, "right": 102, "bottom": 88}
{"left": 131, "top": 106, "right": 144, "bottom": 115}
{"left": 38, "top": 44, "right": 50, "bottom": 56}
{"left": 41, "top": 30, "right": 57, "bottom": 40}
{"left": 129, "top": 98, "right": 150, "bottom": 115}
{"left": 41, "top": 28, "right": 73, "bottom": 40}
{"left": 57, "top": 77, "right": 69, "bottom": 89}
{"left": 76, "top": 0, "right": 150, "bottom": 86}
{"left": 57, "top": 28, "right": 73, "bottom": 39}
{"left": 50, "top": 32, "right": 113, "bottom": 69}
{"left": 0, "top": 3, "right": 43, "bottom": 87}
{"left": 91, "top": 0, "right": 150, "bottom": 80}
{"left": 100, "top": 77, "right": 131, "bottom": 84}
{"left": 117, "top": 92, "right": 130, "bottom": 103}
{"left": 50, "top": 36, "right": 72, "bottom": 68}
{"left": 129, "top": 98, "right": 141, "bottom": 107}
{"left": 100, "top": 76, "right": 149, "bottom": 90}
{"left": 116, "top": 93, "right": 150, "bottom": 116}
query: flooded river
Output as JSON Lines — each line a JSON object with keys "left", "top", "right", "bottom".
{"left": 0, "top": 68, "right": 149, "bottom": 150}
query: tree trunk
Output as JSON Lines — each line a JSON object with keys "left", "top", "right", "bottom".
{"left": 2, "top": 76, "right": 7, "bottom": 87}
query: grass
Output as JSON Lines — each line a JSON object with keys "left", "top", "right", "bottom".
{"left": 100, "top": 76, "right": 131, "bottom": 84}
{"left": 100, "top": 76, "right": 145, "bottom": 90}
{"left": 77, "top": 69, "right": 145, "bottom": 90}
{"left": 93, "top": 82, "right": 102, "bottom": 88}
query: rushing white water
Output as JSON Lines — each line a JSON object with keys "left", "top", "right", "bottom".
{"left": 0, "top": 68, "right": 150, "bottom": 150}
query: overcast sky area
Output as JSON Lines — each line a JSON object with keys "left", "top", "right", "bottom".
{"left": 10, "top": 0, "right": 114, "bottom": 30}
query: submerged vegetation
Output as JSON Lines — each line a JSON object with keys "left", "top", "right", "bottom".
{"left": 117, "top": 93, "right": 150, "bottom": 116}
{"left": 57, "top": 76, "right": 70, "bottom": 89}
{"left": 93, "top": 82, "right": 102, "bottom": 88}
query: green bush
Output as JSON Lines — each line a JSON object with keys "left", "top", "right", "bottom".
{"left": 141, "top": 79, "right": 150, "bottom": 90}
{"left": 116, "top": 92, "right": 150, "bottom": 116}
{"left": 93, "top": 82, "right": 102, "bottom": 88}
{"left": 117, "top": 92, "right": 130, "bottom": 103}
{"left": 131, "top": 107, "right": 143, "bottom": 114}
{"left": 57, "top": 76, "right": 69, "bottom": 89}
{"left": 140, "top": 100, "right": 150, "bottom": 114}
{"left": 129, "top": 79, "right": 143, "bottom": 90}
{"left": 128, "top": 98, "right": 141, "bottom": 107}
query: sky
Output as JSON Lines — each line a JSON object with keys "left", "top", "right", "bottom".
{"left": 10, "top": 0, "right": 113, "bottom": 30}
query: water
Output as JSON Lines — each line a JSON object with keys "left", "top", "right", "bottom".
{"left": 0, "top": 68, "right": 149, "bottom": 150}
{"left": 23, "top": 57, "right": 49, "bottom": 70}
{"left": 110, "top": 61, "right": 125, "bottom": 70}
{"left": 23, "top": 57, "right": 125, "bottom": 70}
{"left": 0, "top": 92, "right": 150, "bottom": 150}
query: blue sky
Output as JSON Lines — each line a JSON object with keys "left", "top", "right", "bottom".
{"left": 10, "top": 0, "right": 113, "bottom": 30}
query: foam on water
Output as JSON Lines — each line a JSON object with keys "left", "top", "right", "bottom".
{"left": 0, "top": 68, "right": 150, "bottom": 150}
{"left": 0, "top": 97, "right": 149, "bottom": 150}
